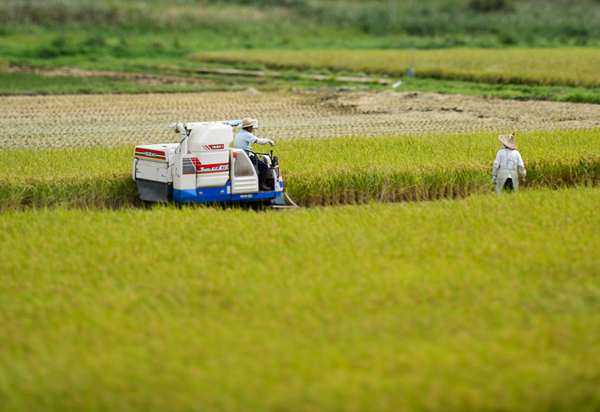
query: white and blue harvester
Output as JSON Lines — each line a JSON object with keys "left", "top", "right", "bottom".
{"left": 132, "top": 120, "right": 293, "bottom": 207}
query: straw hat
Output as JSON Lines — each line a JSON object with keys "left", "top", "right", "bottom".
{"left": 240, "top": 118, "right": 257, "bottom": 129}
{"left": 498, "top": 132, "right": 517, "bottom": 150}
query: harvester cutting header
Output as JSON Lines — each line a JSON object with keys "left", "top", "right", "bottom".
{"left": 132, "top": 119, "right": 295, "bottom": 207}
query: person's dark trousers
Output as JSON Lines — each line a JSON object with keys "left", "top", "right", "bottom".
{"left": 249, "top": 153, "right": 269, "bottom": 188}
{"left": 503, "top": 178, "right": 514, "bottom": 192}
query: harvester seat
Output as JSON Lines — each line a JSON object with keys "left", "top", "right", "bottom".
{"left": 260, "top": 154, "right": 272, "bottom": 166}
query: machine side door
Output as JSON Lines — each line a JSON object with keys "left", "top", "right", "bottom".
{"left": 230, "top": 149, "right": 259, "bottom": 194}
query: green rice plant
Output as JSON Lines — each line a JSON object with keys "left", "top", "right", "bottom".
{"left": 278, "top": 129, "right": 600, "bottom": 204}
{"left": 0, "top": 146, "right": 139, "bottom": 209}
{"left": 1, "top": 187, "right": 599, "bottom": 411}
{"left": 191, "top": 48, "right": 600, "bottom": 88}
{"left": 1, "top": 129, "right": 599, "bottom": 209}
{"left": 0, "top": 173, "right": 140, "bottom": 209}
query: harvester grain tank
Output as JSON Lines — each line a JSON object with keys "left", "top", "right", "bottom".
{"left": 132, "top": 120, "right": 295, "bottom": 207}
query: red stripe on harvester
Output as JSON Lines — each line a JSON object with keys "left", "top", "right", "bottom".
{"left": 188, "top": 157, "right": 229, "bottom": 172}
{"left": 135, "top": 148, "right": 166, "bottom": 156}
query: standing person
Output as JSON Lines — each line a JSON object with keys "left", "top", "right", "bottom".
{"left": 492, "top": 132, "right": 526, "bottom": 195}
{"left": 233, "top": 117, "right": 274, "bottom": 190}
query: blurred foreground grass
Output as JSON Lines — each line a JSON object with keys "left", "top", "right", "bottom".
{"left": 1, "top": 187, "right": 599, "bottom": 411}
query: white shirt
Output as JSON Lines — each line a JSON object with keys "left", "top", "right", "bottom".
{"left": 233, "top": 129, "right": 257, "bottom": 151}
{"left": 492, "top": 147, "right": 526, "bottom": 182}
{"left": 233, "top": 129, "right": 272, "bottom": 151}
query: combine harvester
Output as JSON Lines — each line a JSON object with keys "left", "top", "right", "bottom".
{"left": 132, "top": 120, "right": 297, "bottom": 208}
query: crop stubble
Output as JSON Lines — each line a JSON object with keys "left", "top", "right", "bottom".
{"left": 1, "top": 91, "right": 600, "bottom": 149}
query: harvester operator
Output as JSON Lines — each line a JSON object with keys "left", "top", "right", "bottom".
{"left": 234, "top": 117, "right": 275, "bottom": 190}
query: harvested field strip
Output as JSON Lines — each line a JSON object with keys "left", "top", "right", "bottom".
{"left": 1, "top": 187, "right": 600, "bottom": 411}
{"left": 2, "top": 92, "right": 600, "bottom": 150}
{"left": 191, "top": 48, "right": 600, "bottom": 88}
{"left": 2, "top": 129, "right": 599, "bottom": 209}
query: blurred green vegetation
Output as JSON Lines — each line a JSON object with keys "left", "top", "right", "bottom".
{"left": 1, "top": 0, "right": 600, "bottom": 50}
{"left": 1, "top": 0, "right": 600, "bottom": 102}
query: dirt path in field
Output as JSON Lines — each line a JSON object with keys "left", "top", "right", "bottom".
{"left": 7, "top": 65, "right": 212, "bottom": 87}
{"left": 9, "top": 65, "right": 392, "bottom": 86}
{"left": 195, "top": 67, "right": 393, "bottom": 83}
{"left": 1, "top": 90, "right": 599, "bottom": 149}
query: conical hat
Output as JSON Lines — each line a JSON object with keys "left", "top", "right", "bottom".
{"left": 498, "top": 133, "right": 517, "bottom": 150}
{"left": 240, "top": 117, "right": 257, "bottom": 129}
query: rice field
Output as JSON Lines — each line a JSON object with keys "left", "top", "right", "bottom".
{"left": 2, "top": 1, "right": 600, "bottom": 408}
{"left": 2, "top": 128, "right": 599, "bottom": 208}
{"left": 1, "top": 91, "right": 599, "bottom": 208}
{"left": 2, "top": 85, "right": 600, "bottom": 411}
{"left": 191, "top": 48, "right": 600, "bottom": 88}
{"left": 1, "top": 91, "right": 600, "bottom": 149}
{"left": 1, "top": 187, "right": 599, "bottom": 411}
